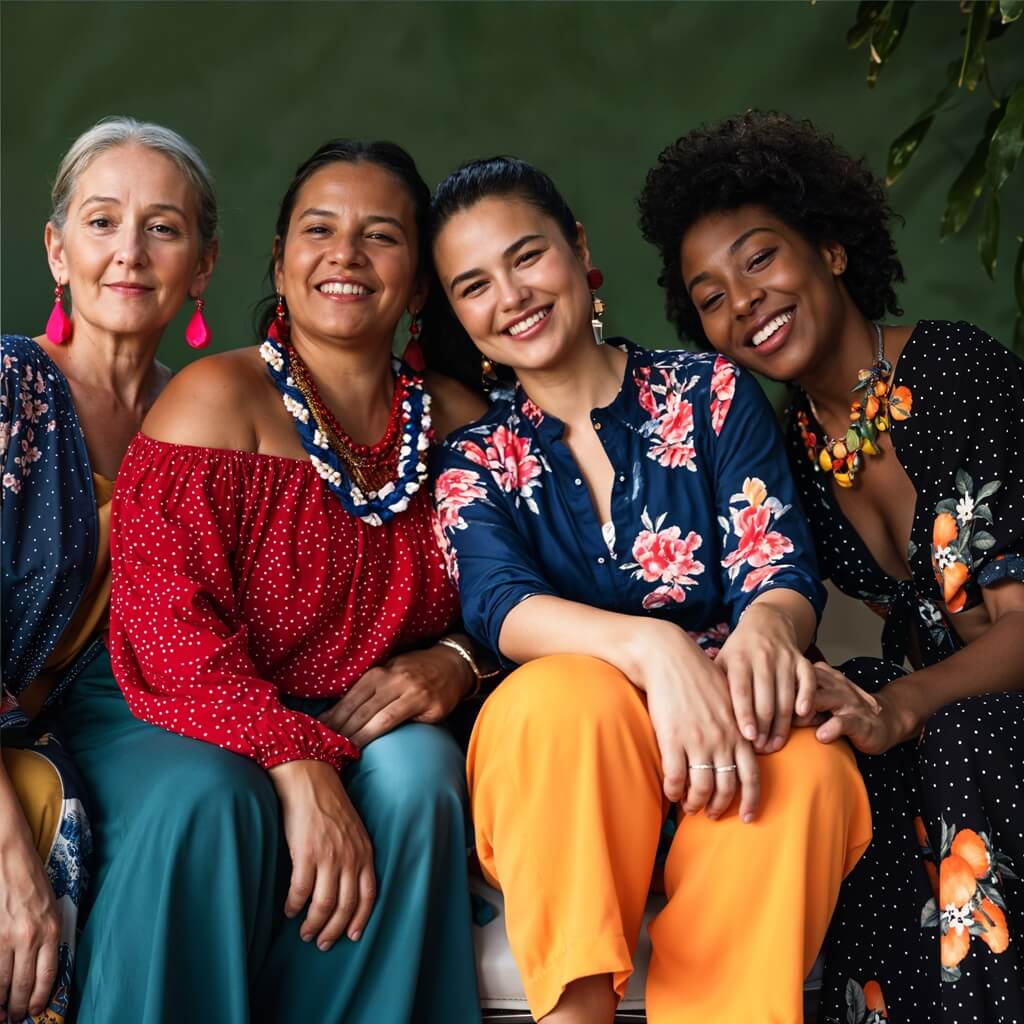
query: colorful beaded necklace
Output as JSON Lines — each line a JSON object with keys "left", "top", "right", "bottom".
{"left": 795, "top": 323, "right": 912, "bottom": 488}
{"left": 260, "top": 335, "right": 433, "bottom": 525}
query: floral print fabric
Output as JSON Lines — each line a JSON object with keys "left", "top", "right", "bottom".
{"left": 432, "top": 340, "right": 824, "bottom": 663}
{"left": 785, "top": 323, "right": 1024, "bottom": 1024}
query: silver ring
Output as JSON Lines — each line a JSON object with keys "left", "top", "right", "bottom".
{"left": 715, "top": 765, "right": 738, "bottom": 773}
{"left": 689, "top": 763, "right": 714, "bottom": 771}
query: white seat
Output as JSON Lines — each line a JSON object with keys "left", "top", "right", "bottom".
{"left": 472, "top": 875, "right": 824, "bottom": 1020}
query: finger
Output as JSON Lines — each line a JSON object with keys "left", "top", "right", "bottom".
{"left": 736, "top": 741, "right": 761, "bottom": 823}
{"left": 7, "top": 945, "right": 37, "bottom": 1022}
{"left": 349, "top": 692, "right": 421, "bottom": 748}
{"left": 284, "top": 853, "right": 316, "bottom": 919}
{"left": 816, "top": 713, "right": 859, "bottom": 745}
{"left": 29, "top": 939, "right": 58, "bottom": 1017}
{"left": 752, "top": 661, "right": 775, "bottom": 750}
{"left": 794, "top": 658, "right": 817, "bottom": 719}
{"left": 326, "top": 858, "right": 361, "bottom": 948}
{"left": 658, "top": 733, "right": 688, "bottom": 804}
{"left": 682, "top": 761, "right": 715, "bottom": 815}
{"left": 302, "top": 863, "right": 341, "bottom": 943}
{"left": 325, "top": 670, "right": 387, "bottom": 733}
{"left": 768, "top": 670, "right": 796, "bottom": 752}
{"left": 726, "top": 662, "right": 757, "bottom": 742}
{"left": 0, "top": 946, "right": 13, "bottom": 1022}
{"left": 347, "top": 863, "right": 378, "bottom": 942}
{"left": 705, "top": 760, "right": 738, "bottom": 819}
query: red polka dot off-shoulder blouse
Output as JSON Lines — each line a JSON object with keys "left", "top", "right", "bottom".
{"left": 107, "top": 435, "right": 459, "bottom": 770}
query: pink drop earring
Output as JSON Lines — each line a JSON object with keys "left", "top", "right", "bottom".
{"left": 45, "top": 282, "right": 73, "bottom": 345}
{"left": 404, "top": 314, "right": 426, "bottom": 371}
{"left": 185, "top": 296, "right": 212, "bottom": 349}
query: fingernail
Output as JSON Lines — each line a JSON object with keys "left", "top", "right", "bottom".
{"left": 743, "top": 813, "right": 754, "bottom": 824}
{"left": 348, "top": 929, "right": 362, "bottom": 941}
{"left": 772, "top": 736, "right": 784, "bottom": 751}
{"left": 301, "top": 931, "right": 313, "bottom": 942}
{"left": 318, "top": 940, "right": 331, "bottom": 952}
{"left": 743, "top": 725, "right": 756, "bottom": 740}
{"left": 756, "top": 734, "right": 766, "bottom": 748}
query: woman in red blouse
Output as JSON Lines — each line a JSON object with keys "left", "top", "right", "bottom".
{"left": 59, "top": 140, "right": 486, "bottom": 1023}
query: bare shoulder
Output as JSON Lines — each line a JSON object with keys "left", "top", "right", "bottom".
{"left": 142, "top": 347, "right": 272, "bottom": 451}
{"left": 425, "top": 371, "right": 488, "bottom": 438}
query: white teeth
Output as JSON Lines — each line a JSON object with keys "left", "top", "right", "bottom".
{"left": 507, "top": 308, "right": 550, "bottom": 336}
{"left": 319, "top": 281, "right": 370, "bottom": 296}
{"left": 751, "top": 310, "right": 793, "bottom": 347}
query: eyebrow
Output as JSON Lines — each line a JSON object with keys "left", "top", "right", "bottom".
{"left": 448, "top": 233, "right": 545, "bottom": 291}
{"left": 80, "top": 195, "right": 188, "bottom": 218}
{"left": 685, "top": 226, "right": 774, "bottom": 292}
{"left": 298, "top": 208, "right": 406, "bottom": 233}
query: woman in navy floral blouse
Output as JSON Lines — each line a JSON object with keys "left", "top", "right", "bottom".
{"left": 426, "top": 157, "right": 872, "bottom": 1024}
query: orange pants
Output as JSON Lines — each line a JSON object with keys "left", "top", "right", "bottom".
{"left": 467, "top": 655, "right": 872, "bottom": 1023}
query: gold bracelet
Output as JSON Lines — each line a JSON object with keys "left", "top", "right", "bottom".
{"left": 436, "top": 637, "right": 484, "bottom": 699}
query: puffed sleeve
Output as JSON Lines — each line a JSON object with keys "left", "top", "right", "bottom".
{"left": 108, "top": 436, "right": 357, "bottom": 771}
{"left": 710, "top": 363, "right": 826, "bottom": 627}
{"left": 430, "top": 438, "right": 558, "bottom": 660}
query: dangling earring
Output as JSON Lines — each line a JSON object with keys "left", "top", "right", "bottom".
{"left": 404, "top": 313, "right": 426, "bottom": 371}
{"left": 268, "top": 295, "right": 288, "bottom": 341}
{"left": 45, "top": 282, "right": 73, "bottom": 345}
{"left": 587, "top": 268, "right": 606, "bottom": 346}
{"left": 480, "top": 356, "right": 498, "bottom": 390}
{"left": 185, "top": 296, "right": 212, "bottom": 349}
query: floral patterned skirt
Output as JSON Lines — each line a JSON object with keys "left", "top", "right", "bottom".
{"left": 820, "top": 658, "right": 1023, "bottom": 1024}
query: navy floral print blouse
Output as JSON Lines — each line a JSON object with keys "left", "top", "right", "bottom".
{"left": 432, "top": 340, "right": 826, "bottom": 663}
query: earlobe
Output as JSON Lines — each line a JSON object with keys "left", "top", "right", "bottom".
{"left": 575, "top": 221, "right": 592, "bottom": 269}
{"left": 824, "top": 241, "right": 847, "bottom": 276}
{"left": 44, "top": 221, "right": 67, "bottom": 283}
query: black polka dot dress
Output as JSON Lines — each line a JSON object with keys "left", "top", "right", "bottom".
{"left": 786, "top": 322, "right": 1024, "bottom": 1024}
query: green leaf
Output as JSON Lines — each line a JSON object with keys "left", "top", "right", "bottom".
{"left": 942, "top": 965, "right": 963, "bottom": 983}
{"left": 956, "top": 468, "right": 975, "bottom": 495}
{"left": 846, "top": 978, "right": 867, "bottom": 1023}
{"left": 887, "top": 71, "right": 959, "bottom": 185}
{"left": 874, "top": 1, "right": 914, "bottom": 62}
{"left": 979, "top": 190, "right": 1000, "bottom": 279}
{"left": 941, "top": 104, "right": 1006, "bottom": 238}
{"left": 936, "top": 497, "right": 959, "bottom": 514}
{"left": 907, "top": 539, "right": 919, "bottom": 560}
{"left": 1000, "top": 0, "right": 1023, "bottom": 22}
{"left": 921, "top": 897, "right": 940, "bottom": 928}
{"left": 972, "top": 530, "right": 997, "bottom": 549}
{"left": 959, "top": 1, "right": 995, "bottom": 91}
{"left": 846, "top": 427, "right": 861, "bottom": 451}
{"left": 847, "top": 1, "right": 888, "bottom": 48}
{"left": 1015, "top": 236, "right": 1024, "bottom": 316}
{"left": 986, "top": 83, "right": 1024, "bottom": 193}
{"left": 974, "top": 504, "right": 994, "bottom": 523}
{"left": 976, "top": 479, "right": 1002, "bottom": 500}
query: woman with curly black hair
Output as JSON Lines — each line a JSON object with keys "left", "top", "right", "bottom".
{"left": 639, "top": 110, "right": 1024, "bottom": 1024}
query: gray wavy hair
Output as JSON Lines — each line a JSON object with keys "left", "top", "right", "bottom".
{"left": 50, "top": 116, "right": 218, "bottom": 252}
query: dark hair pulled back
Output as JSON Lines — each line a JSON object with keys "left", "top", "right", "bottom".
{"left": 254, "top": 138, "right": 432, "bottom": 340}
{"left": 422, "top": 156, "right": 581, "bottom": 394}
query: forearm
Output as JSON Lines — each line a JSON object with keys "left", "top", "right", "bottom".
{"left": 498, "top": 594, "right": 674, "bottom": 686}
{"left": 741, "top": 587, "right": 818, "bottom": 652}
{"left": 0, "top": 755, "right": 38, "bottom": 858}
{"left": 889, "top": 609, "right": 1024, "bottom": 725}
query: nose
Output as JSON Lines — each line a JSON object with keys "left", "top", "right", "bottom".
{"left": 115, "top": 223, "right": 148, "bottom": 267}
{"left": 731, "top": 279, "right": 765, "bottom": 319}
{"left": 497, "top": 272, "right": 529, "bottom": 312}
{"left": 329, "top": 233, "right": 367, "bottom": 267}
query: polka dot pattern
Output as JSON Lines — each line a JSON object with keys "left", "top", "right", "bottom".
{"left": 783, "top": 322, "right": 1024, "bottom": 1022}
{"left": 108, "top": 434, "right": 459, "bottom": 771}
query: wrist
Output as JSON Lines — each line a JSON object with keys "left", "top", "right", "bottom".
{"left": 735, "top": 600, "right": 799, "bottom": 646}
{"left": 269, "top": 758, "right": 338, "bottom": 800}
{"left": 879, "top": 680, "right": 928, "bottom": 739}
{"left": 622, "top": 619, "right": 697, "bottom": 690}
{"left": 435, "top": 636, "right": 483, "bottom": 698}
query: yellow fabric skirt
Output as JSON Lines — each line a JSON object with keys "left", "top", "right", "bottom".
{"left": 467, "top": 654, "right": 872, "bottom": 1023}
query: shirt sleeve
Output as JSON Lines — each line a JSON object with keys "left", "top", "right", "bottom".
{"left": 710, "top": 365, "right": 827, "bottom": 628}
{"left": 108, "top": 437, "right": 357, "bottom": 771}
{"left": 430, "top": 440, "right": 558, "bottom": 661}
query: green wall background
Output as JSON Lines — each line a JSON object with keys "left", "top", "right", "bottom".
{"left": 3, "top": 0, "right": 1023, "bottom": 374}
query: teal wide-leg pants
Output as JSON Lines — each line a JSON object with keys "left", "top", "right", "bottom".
{"left": 61, "top": 648, "right": 480, "bottom": 1024}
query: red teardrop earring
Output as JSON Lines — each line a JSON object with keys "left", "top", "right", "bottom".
{"left": 587, "top": 268, "right": 606, "bottom": 346}
{"left": 404, "top": 314, "right": 426, "bottom": 371}
{"left": 45, "top": 282, "right": 73, "bottom": 345}
{"left": 184, "top": 296, "right": 212, "bottom": 349}
{"left": 268, "top": 295, "right": 288, "bottom": 341}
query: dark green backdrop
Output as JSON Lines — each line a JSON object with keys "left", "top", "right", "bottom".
{"left": 3, "top": 1, "right": 1022, "bottom": 373}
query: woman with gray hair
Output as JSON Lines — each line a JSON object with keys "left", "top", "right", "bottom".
{"left": 1, "top": 116, "right": 217, "bottom": 1023}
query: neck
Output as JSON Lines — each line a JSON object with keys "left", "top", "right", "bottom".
{"left": 515, "top": 332, "right": 626, "bottom": 425}
{"left": 289, "top": 326, "right": 396, "bottom": 446}
{"left": 796, "top": 308, "right": 879, "bottom": 425}
{"left": 45, "top": 318, "right": 162, "bottom": 410}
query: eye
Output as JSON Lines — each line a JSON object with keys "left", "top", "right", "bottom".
{"left": 88, "top": 217, "right": 112, "bottom": 229}
{"left": 150, "top": 223, "right": 180, "bottom": 237}
{"left": 304, "top": 224, "right": 330, "bottom": 236}
{"left": 460, "top": 280, "right": 487, "bottom": 298}
{"left": 699, "top": 292, "right": 724, "bottom": 313}
{"left": 514, "top": 249, "right": 543, "bottom": 267}
{"left": 748, "top": 248, "right": 776, "bottom": 270}
{"left": 367, "top": 231, "right": 397, "bottom": 244}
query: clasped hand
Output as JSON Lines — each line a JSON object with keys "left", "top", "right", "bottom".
{"left": 318, "top": 643, "right": 474, "bottom": 748}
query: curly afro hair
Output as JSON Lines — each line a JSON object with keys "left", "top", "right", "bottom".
{"left": 637, "top": 110, "right": 905, "bottom": 347}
